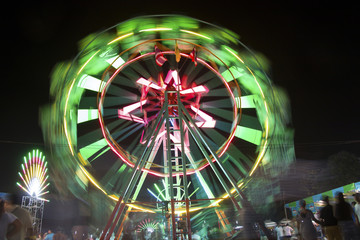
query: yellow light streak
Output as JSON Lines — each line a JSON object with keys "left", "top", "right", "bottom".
{"left": 108, "top": 194, "right": 120, "bottom": 202}
{"left": 63, "top": 79, "right": 77, "bottom": 156}
{"left": 249, "top": 118, "right": 269, "bottom": 176}
{"left": 79, "top": 165, "right": 107, "bottom": 195}
{"left": 139, "top": 27, "right": 172, "bottom": 32}
{"left": 77, "top": 153, "right": 90, "bottom": 167}
{"left": 179, "top": 29, "right": 212, "bottom": 40}
{"left": 209, "top": 182, "right": 244, "bottom": 207}
{"left": 65, "top": 50, "right": 101, "bottom": 157}
{"left": 227, "top": 53, "right": 270, "bottom": 177}
{"left": 224, "top": 47, "right": 244, "bottom": 63}
{"left": 126, "top": 204, "right": 155, "bottom": 213}
{"left": 77, "top": 50, "right": 100, "bottom": 75}
{"left": 107, "top": 32, "right": 134, "bottom": 45}
{"left": 175, "top": 207, "right": 203, "bottom": 214}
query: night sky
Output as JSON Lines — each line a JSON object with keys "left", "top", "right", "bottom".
{"left": 1, "top": 1, "right": 359, "bottom": 193}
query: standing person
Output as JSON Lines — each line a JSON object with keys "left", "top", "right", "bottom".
{"left": 274, "top": 223, "right": 283, "bottom": 240}
{"left": 53, "top": 227, "right": 67, "bottom": 240}
{"left": 334, "top": 192, "right": 359, "bottom": 240}
{"left": 191, "top": 230, "right": 201, "bottom": 240}
{"left": 282, "top": 224, "right": 293, "bottom": 239}
{"left": 296, "top": 200, "right": 322, "bottom": 240}
{"left": 3, "top": 194, "right": 33, "bottom": 240}
{"left": 354, "top": 193, "right": 360, "bottom": 226}
{"left": 0, "top": 199, "right": 22, "bottom": 240}
{"left": 319, "top": 196, "right": 341, "bottom": 240}
{"left": 44, "top": 230, "right": 54, "bottom": 240}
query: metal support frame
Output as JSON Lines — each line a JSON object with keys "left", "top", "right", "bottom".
{"left": 178, "top": 101, "right": 243, "bottom": 210}
{"left": 100, "top": 103, "right": 168, "bottom": 240}
{"left": 179, "top": 100, "right": 273, "bottom": 239}
{"left": 164, "top": 91, "right": 192, "bottom": 240}
{"left": 21, "top": 196, "right": 44, "bottom": 235}
{"left": 100, "top": 89, "right": 271, "bottom": 239}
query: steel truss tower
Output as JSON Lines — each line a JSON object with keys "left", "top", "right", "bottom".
{"left": 21, "top": 196, "right": 45, "bottom": 234}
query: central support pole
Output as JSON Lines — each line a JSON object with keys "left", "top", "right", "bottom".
{"left": 164, "top": 89, "right": 192, "bottom": 240}
{"left": 100, "top": 104, "right": 167, "bottom": 240}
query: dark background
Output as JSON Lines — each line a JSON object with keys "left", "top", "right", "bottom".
{"left": 1, "top": 1, "right": 359, "bottom": 194}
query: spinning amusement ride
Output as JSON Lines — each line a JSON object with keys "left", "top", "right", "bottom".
{"left": 42, "top": 15, "right": 294, "bottom": 239}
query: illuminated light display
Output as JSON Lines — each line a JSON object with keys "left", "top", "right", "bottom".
{"left": 179, "top": 29, "right": 212, "bottom": 40}
{"left": 107, "top": 32, "right": 134, "bottom": 45}
{"left": 17, "top": 150, "right": 49, "bottom": 201}
{"left": 139, "top": 27, "right": 172, "bottom": 32}
{"left": 77, "top": 74, "right": 106, "bottom": 92}
{"left": 136, "top": 218, "right": 159, "bottom": 234}
{"left": 41, "top": 15, "right": 295, "bottom": 239}
{"left": 77, "top": 109, "right": 99, "bottom": 123}
{"left": 105, "top": 56, "right": 125, "bottom": 69}
{"left": 136, "top": 77, "right": 163, "bottom": 90}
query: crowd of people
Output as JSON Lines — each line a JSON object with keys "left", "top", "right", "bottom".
{"left": 0, "top": 193, "right": 70, "bottom": 240}
{"left": 36, "top": 228, "right": 68, "bottom": 240}
{"left": 2, "top": 191, "right": 360, "bottom": 240}
{"left": 1, "top": 193, "right": 33, "bottom": 240}
{"left": 274, "top": 192, "right": 360, "bottom": 240}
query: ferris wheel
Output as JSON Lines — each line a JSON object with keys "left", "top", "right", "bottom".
{"left": 43, "top": 15, "right": 278, "bottom": 239}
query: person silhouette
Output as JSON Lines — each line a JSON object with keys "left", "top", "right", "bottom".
{"left": 334, "top": 192, "right": 359, "bottom": 240}
{"left": 0, "top": 198, "right": 22, "bottom": 240}
{"left": 354, "top": 193, "right": 360, "bottom": 226}
{"left": 319, "top": 196, "right": 341, "bottom": 240}
{"left": 296, "top": 200, "right": 321, "bottom": 240}
{"left": 44, "top": 230, "right": 54, "bottom": 240}
{"left": 3, "top": 193, "right": 33, "bottom": 240}
{"left": 53, "top": 227, "right": 67, "bottom": 240}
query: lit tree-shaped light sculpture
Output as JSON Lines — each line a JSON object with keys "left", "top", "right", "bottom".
{"left": 17, "top": 149, "right": 49, "bottom": 234}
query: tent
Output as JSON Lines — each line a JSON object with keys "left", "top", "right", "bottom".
{"left": 285, "top": 181, "right": 360, "bottom": 216}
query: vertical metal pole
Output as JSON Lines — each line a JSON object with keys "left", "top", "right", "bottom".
{"left": 179, "top": 102, "right": 241, "bottom": 210}
{"left": 101, "top": 105, "right": 168, "bottom": 240}
{"left": 100, "top": 197, "right": 123, "bottom": 240}
{"left": 180, "top": 101, "right": 243, "bottom": 197}
{"left": 179, "top": 102, "right": 273, "bottom": 239}
{"left": 176, "top": 91, "right": 192, "bottom": 240}
{"left": 164, "top": 93, "right": 176, "bottom": 240}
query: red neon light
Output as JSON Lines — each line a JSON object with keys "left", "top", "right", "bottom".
{"left": 122, "top": 100, "right": 147, "bottom": 114}
{"left": 180, "top": 85, "right": 208, "bottom": 94}
{"left": 97, "top": 51, "right": 238, "bottom": 177}
{"left": 136, "top": 78, "right": 163, "bottom": 90}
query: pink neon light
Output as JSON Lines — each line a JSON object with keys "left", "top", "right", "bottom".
{"left": 169, "top": 133, "right": 179, "bottom": 144}
{"left": 163, "top": 69, "right": 181, "bottom": 90}
{"left": 164, "top": 70, "right": 174, "bottom": 85}
{"left": 98, "top": 51, "right": 238, "bottom": 177}
{"left": 136, "top": 78, "right": 162, "bottom": 90}
{"left": 195, "top": 121, "right": 216, "bottom": 128}
{"left": 190, "top": 105, "right": 214, "bottom": 122}
{"left": 118, "top": 111, "right": 145, "bottom": 124}
{"left": 172, "top": 70, "right": 181, "bottom": 90}
{"left": 180, "top": 85, "right": 208, "bottom": 94}
{"left": 122, "top": 100, "right": 147, "bottom": 114}
{"left": 155, "top": 46, "right": 167, "bottom": 66}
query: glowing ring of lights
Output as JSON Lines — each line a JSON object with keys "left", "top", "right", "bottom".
{"left": 97, "top": 41, "right": 239, "bottom": 177}
{"left": 45, "top": 15, "right": 275, "bottom": 209}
